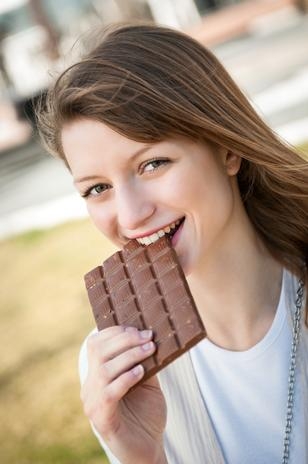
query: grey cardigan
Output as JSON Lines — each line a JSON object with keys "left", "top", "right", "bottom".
{"left": 157, "top": 271, "right": 308, "bottom": 464}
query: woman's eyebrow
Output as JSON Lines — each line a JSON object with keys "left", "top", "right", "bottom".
{"left": 74, "top": 145, "right": 155, "bottom": 184}
{"left": 74, "top": 175, "right": 102, "bottom": 185}
{"left": 129, "top": 144, "right": 154, "bottom": 162}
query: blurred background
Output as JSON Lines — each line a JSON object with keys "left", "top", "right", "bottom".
{"left": 0, "top": 1, "right": 307, "bottom": 463}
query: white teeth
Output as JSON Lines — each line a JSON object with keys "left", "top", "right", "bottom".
{"left": 143, "top": 236, "right": 151, "bottom": 245}
{"left": 149, "top": 232, "right": 160, "bottom": 242}
{"left": 136, "top": 218, "right": 183, "bottom": 246}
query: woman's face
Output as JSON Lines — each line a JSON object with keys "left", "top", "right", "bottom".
{"left": 62, "top": 119, "right": 241, "bottom": 275}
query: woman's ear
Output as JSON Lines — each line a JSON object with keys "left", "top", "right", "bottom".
{"left": 225, "top": 151, "right": 242, "bottom": 176}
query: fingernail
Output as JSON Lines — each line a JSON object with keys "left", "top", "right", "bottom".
{"left": 142, "top": 341, "right": 154, "bottom": 351}
{"left": 132, "top": 364, "right": 143, "bottom": 376}
{"left": 140, "top": 329, "right": 152, "bottom": 339}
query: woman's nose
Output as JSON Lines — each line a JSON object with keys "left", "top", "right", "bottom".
{"left": 115, "top": 186, "right": 155, "bottom": 232}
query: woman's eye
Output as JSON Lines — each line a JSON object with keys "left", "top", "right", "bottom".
{"left": 141, "top": 158, "right": 169, "bottom": 173}
{"left": 82, "top": 183, "right": 111, "bottom": 198}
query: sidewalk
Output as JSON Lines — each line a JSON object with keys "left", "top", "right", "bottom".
{"left": 189, "top": 0, "right": 299, "bottom": 45}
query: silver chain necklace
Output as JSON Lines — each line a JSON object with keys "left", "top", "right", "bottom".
{"left": 281, "top": 274, "right": 305, "bottom": 464}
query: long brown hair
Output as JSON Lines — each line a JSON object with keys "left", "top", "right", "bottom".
{"left": 36, "top": 22, "right": 308, "bottom": 317}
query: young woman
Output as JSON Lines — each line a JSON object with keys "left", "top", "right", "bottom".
{"left": 37, "top": 23, "right": 308, "bottom": 464}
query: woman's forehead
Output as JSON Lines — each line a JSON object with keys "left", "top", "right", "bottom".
{"left": 61, "top": 118, "right": 191, "bottom": 163}
{"left": 62, "top": 119, "right": 147, "bottom": 157}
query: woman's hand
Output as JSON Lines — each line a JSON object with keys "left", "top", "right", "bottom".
{"left": 80, "top": 326, "right": 168, "bottom": 464}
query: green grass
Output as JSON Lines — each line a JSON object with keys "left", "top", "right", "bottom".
{"left": 0, "top": 219, "right": 117, "bottom": 464}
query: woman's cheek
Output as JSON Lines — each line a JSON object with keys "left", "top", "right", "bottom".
{"left": 87, "top": 202, "right": 114, "bottom": 238}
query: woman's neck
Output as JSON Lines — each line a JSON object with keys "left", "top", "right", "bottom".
{"left": 187, "top": 227, "right": 283, "bottom": 351}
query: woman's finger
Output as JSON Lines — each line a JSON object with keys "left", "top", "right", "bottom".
{"left": 87, "top": 326, "right": 153, "bottom": 367}
{"left": 89, "top": 325, "right": 126, "bottom": 344}
{"left": 102, "top": 364, "right": 146, "bottom": 413}
{"left": 100, "top": 340, "right": 156, "bottom": 383}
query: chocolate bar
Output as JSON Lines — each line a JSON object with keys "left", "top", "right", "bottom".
{"left": 84, "top": 236, "right": 206, "bottom": 387}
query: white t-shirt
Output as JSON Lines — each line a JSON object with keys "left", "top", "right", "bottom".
{"left": 79, "top": 268, "right": 304, "bottom": 464}
{"left": 190, "top": 268, "right": 304, "bottom": 463}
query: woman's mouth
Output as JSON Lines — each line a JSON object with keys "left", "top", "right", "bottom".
{"left": 136, "top": 217, "right": 185, "bottom": 246}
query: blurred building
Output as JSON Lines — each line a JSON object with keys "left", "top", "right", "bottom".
{"left": 0, "top": 0, "right": 305, "bottom": 151}
{"left": 0, "top": 0, "right": 250, "bottom": 114}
